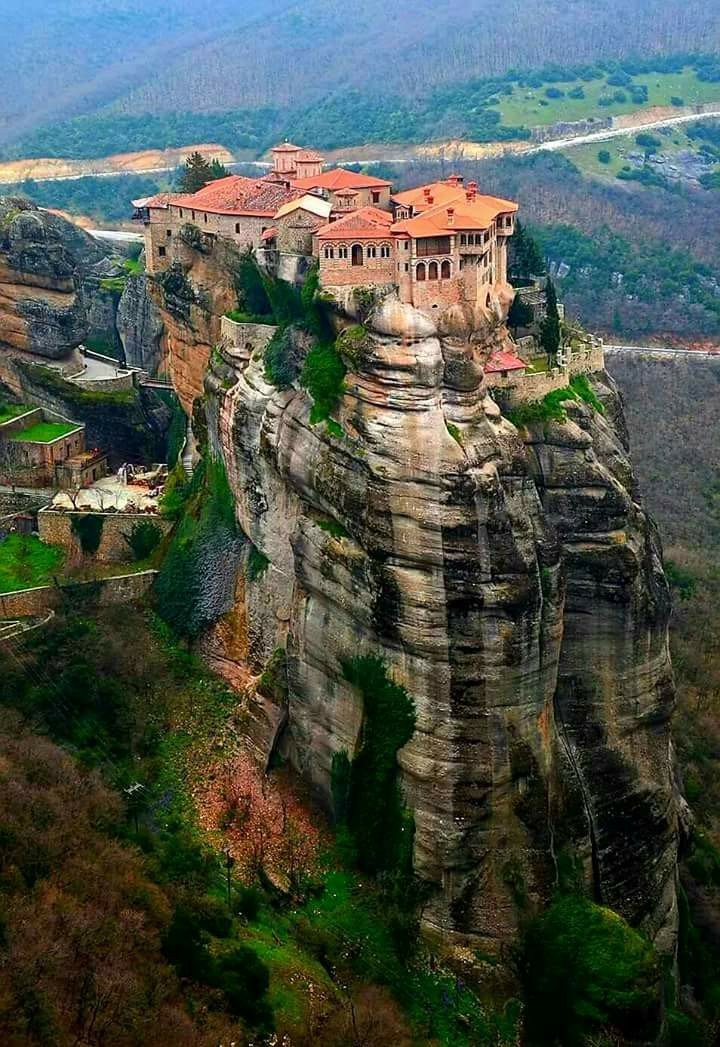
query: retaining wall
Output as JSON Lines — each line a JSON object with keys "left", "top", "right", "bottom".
{"left": 0, "top": 569, "right": 157, "bottom": 617}
{"left": 38, "top": 509, "right": 172, "bottom": 564}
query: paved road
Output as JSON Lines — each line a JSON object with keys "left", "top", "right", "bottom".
{"left": 532, "top": 108, "right": 720, "bottom": 154}
{"left": 605, "top": 343, "right": 720, "bottom": 358}
{"left": 87, "top": 228, "right": 144, "bottom": 244}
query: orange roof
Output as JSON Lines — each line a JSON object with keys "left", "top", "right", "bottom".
{"left": 290, "top": 168, "right": 392, "bottom": 192}
{"left": 295, "top": 149, "right": 324, "bottom": 162}
{"left": 133, "top": 192, "right": 180, "bottom": 208}
{"left": 484, "top": 350, "right": 526, "bottom": 373}
{"left": 271, "top": 141, "right": 302, "bottom": 153}
{"left": 391, "top": 189, "right": 517, "bottom": 239}
{"left": 316, "top": 206, "right": 393, "bottom": 241}
{"left": 391, "top": 179, "right": 518, "bottom": 232}
{"left": 173, "top": 175, "right": 301, "bottom": 217}
{"left": 260, "top": 227, "right": 277, "bottom": 241}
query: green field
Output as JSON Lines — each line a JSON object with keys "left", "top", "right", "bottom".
{"left": 0, "top": 403, "right": 31, "bottom": 424}
{"left": 491, "top": 68, "right": 720, "bottom": 129}
{"left": 0, "top": 533, "right": 64, "bottom": 593}
{"left": 10, "top": 420, "right": 79, "bottom": 443}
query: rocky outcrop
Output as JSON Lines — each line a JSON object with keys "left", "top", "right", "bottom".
{"left": 117, "top": 273, "right": 164, "bottom": 373}
{"left": 147, "top": 239, "right": 241, "bottom": 413}
{"left": 0, "top": 197, "right": 107, "bottom": 359}
{"left": 196, "top": 292, "right": 679, "bottom": 954}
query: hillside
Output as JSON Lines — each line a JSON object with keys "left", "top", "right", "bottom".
{"left": 2, "top": 1, "right": 719, "bottom": 150}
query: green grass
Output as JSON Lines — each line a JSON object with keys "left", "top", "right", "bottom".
{"left": 0, "top": 403, "right": 30, "bottom": 424}
{"left": 563, "top": 124, "right": 720, "bottom": 182}
{"left": 491, "top": 67, "right": 720, "bottom": 129}
{"left": 0, "top": 533, "right": 64, "bottom": 593}
{"left": 10, "top": 420, "right": 79, "bottom": 442}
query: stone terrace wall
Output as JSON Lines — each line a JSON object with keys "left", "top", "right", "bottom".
{"left": 0, "top": 570, "right": 157, "bottom": 616}
{"left": 38, "top": 510, "right": 171, "bottom": 564}
{"left": 489, "top": 344, "right": 606, "bottom": 403}
{"left": 220, "top": 317, "right": 277, "bottom": 359}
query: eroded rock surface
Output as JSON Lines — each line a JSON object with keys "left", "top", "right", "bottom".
{"left": 198, "top": 294, "right": 679, "bottom": 952}
{"left": 117, "top": 273, "right": 165, "bottom": 373}
{"left": 0, "top": 197, "right": 106, "bottom": 358}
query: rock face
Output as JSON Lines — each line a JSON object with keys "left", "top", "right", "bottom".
{"left": 198, "top": 294, "right": 679, "bottom": 953}
{"left": 0, "top": 197, "right": 107, "bottom": 359}
{"left": 117, "top": 273, "right": 164, "bottom": 373}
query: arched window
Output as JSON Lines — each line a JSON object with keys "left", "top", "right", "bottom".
{"left": 441, "top": 259, "right": 451, "bottom": 279}
{"left": 460, "top": 233, "right": 466, "bottom": 246}
{"left": 416, "top": 262, "right": 426, "bottom": 281}
{"left": 352, "top": 244, "right": 364, "bottom": 267}
{"left": 324, "top": 245, "right": 334, "bottom": 259}
{"left": 338, "top": 244, "right": 348, "bottom": 259}
{"left": 366, "top": 244, "right": 376, "bottom": 258}
{"left": 428, "top": 261, "right": 438, "bottom": 281}
{"left": 380, "top": 243, "right": 390, "bottom": 258}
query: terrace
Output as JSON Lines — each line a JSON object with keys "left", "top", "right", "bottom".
{"left": 10, "top": 420, "right": 81, "bottom": 443}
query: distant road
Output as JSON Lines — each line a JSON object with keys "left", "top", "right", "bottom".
{"left": 605, "top": 344, "right": 720, "bottom": 358}
{"left": 532, "top": 107, "right": 720, "bottom": 153}
{"left": 87, "top": 228, "right": 143, "bottom": 243}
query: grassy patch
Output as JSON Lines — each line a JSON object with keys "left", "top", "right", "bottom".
{"left": 507, "top": 386, "right": 577, "bottom": 428}
{"left": 10, "top": 419, "right": 79, "bottom": 442}
{"left": 317, "top": 518, "right": 349, "bottom": 539}
{"left": 0, "top": 532, "right": 64, "bottom": 592}
{"left": 570, "top": 373, "right": 605, "bottom": 413}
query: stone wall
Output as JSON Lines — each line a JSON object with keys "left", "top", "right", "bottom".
{"left": 220, "top": 317, "right": 278, "bottom": 359}
{"left": 38, "top": 509, "right": 171, "bottom": 564}
{"left": 488, "top": 344, "right": 606, "bottom": 400}
{"left": 0, "top": 569, "right": 157, "bottom": 616}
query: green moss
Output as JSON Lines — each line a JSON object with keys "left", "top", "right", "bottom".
{"left": 0, "top": 533, "right": 64, "bottom": 592}
{"left": 247, "top": 545, "right": 270, "bottom": 581}
{"left": 336, "top": 324, "right": 371, "bottom": 369}
{"left": 523, "top": 895, "right": 662, "bottom": 1044}
{"left": 336, "top": 655, "right": 416, "bottom": 876}
{"left": 257, "top": 647, "right": 287, "bottom": 701}
{"left": 317, "top": 518, "right": 349, "bottom": 539}
{"left": 300, "top": 342, "right": 346, "bottom": 424}
{"left": 159, "top": 461, "right": 190, "bottom": 520}
{"left": 71, "top": 513, "right": 104, "bottom": 554}
{"left": 352, "top": 286, "right": 378, "bottom": 322}
{"left": 507, "top": 385, "right": 577, "bottom": 428}
{"left": 570, "top": 372, "right": 605, "bottom": 414}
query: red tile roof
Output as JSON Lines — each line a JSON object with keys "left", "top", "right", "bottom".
{"left": 316, "top": 206, "right": 393, "bottom": 241}
{"left": 173, "top": 175, "right": 301, "bottom": 217}
{"left": 391, "top": 178, "right": 517, "bottom": 236}
{"left": 260, "top": 226, "right": 277, "bottom": 241}
{"left": 271, "top": 142, "right": 302, "bottom": 153}
{"left": 295, "top": 150, "right": 324, "bottom": 162}
{"left": 484, "top": 350, "right": 526, "bottom": 373}
{"left": 290, "top": 168, "right": 392, "bottom": 192}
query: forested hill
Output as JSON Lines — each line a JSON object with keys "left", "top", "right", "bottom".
{"left": 2, "top": 0, "right": 719, "bottom": 147}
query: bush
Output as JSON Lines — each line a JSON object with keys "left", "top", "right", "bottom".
{"left": 665, "top": 560, "right": 697, "bottom": 601}
{"left": 300, "top": 342, "right": 346, "bottom": 423}
{"left": 570, "top": 373, "right": 605, "bottom": 413}
{"left": 507, "top": 386, "right": 576, "bottom": 428}
{"left": 636, "top": 132, "right": 662, "bottom": 151}
{"left": 71, "top": 513, "right": 104, "bottom": 554}
{"left": 671, "top": 96, "right": 685, "bottom": 107}
{"left": 235, "top": 249, "right": 273, "bottom": 318}
{"left": 247, "top": 544, "right": 269, "bottom": 581}
{"left": 159, "top": 461, "right": 189, "bottom": 520}
{"left": 523, "top": 895, "right": 662, "bottom": 1044}
{"left": 568, "top": 85, "right": 585, "bottom": 99}
{"left": 597, "top": 149, "right": 611, "bottom": 164}
{"left": 125, "top": 520, "right": 163, "bottom": 561}
{"left": 264, "top": 327, "right": 295, "bottom": 389}
{"left": 213, "top": 946, "right": 272, "bottom": 1029}
{"left": 545, "top": 87, "right": 565, "bottom": 99}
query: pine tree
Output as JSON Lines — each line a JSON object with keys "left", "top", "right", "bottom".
{"left": 509, "top": 220, "right": 546, "bottom": 284}
{"left": 178, "top": 152, "right": 228, "bottom": 194}
{"left": 540, "top": 278, "right": 561, "bottom": 366}
{"left": 508, "top": 293, "right": 533, "bottom": 334}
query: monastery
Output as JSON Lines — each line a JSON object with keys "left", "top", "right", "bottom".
{"left": 133, "top": 142, "right": 517, "bottom": 323}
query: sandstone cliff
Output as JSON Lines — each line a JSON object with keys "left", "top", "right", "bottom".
{"left": 0, "top": 197, "right": 107, "bottom": 359}
{"left": 183, "top": 289, "right": 680, "bottom": 954}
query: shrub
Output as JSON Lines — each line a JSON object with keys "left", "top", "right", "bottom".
{"left": 522, "top": 895, "right": 662, "bottom": 1044}
{"left": 235, "top": 249, "right": 273, "bottom": 318}
{"left": 597, "top": 149, "right": 611, "bottom": 164}
{"left": 71, "top": 513, "right": 104, "bottom": 554}
{"left": 264, "top": 326, "right": 295, "bottom": 389}
{"left": 545, "top": 87, "right": 565, "bottom": 99}
{"left": 317, "top": 518, "right": 349, "bottom": 538}
{"left": 568, "top": 85, "right": 585, "bottom": 99}
{"left": 446, "top": 422, "right": 462, "bottom": 444}
{"left": 300, "top": 342, "right": 346, "bottom": 423}
{"left": 507, "top": 386, "right": 576, "bottom": 428}
{"left": 671, "top": 96, "right": 685, "bottom": 107}
{"left": 159, "top": 461, "right": 189, "bottom": 520}
{"left": 636, "top": 132, "right": 662, "bottom": 151}
{"left": 124, "top": 520, "right": 163, "bottom": 561}
{"left": 570, "top": 373, "right": 605, "bottom": 413}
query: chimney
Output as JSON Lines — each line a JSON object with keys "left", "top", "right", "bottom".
{"left": 466, "top": 180, "right": 478, "bottom": 201}
{"left": 446, "top": 207, "right": 455, "bottom": 226}
{"left": 447, "top": 173, "right": 461, "bottom": 186}
{"left": 427, "top": 194, "right": 434, "bottom": 204}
